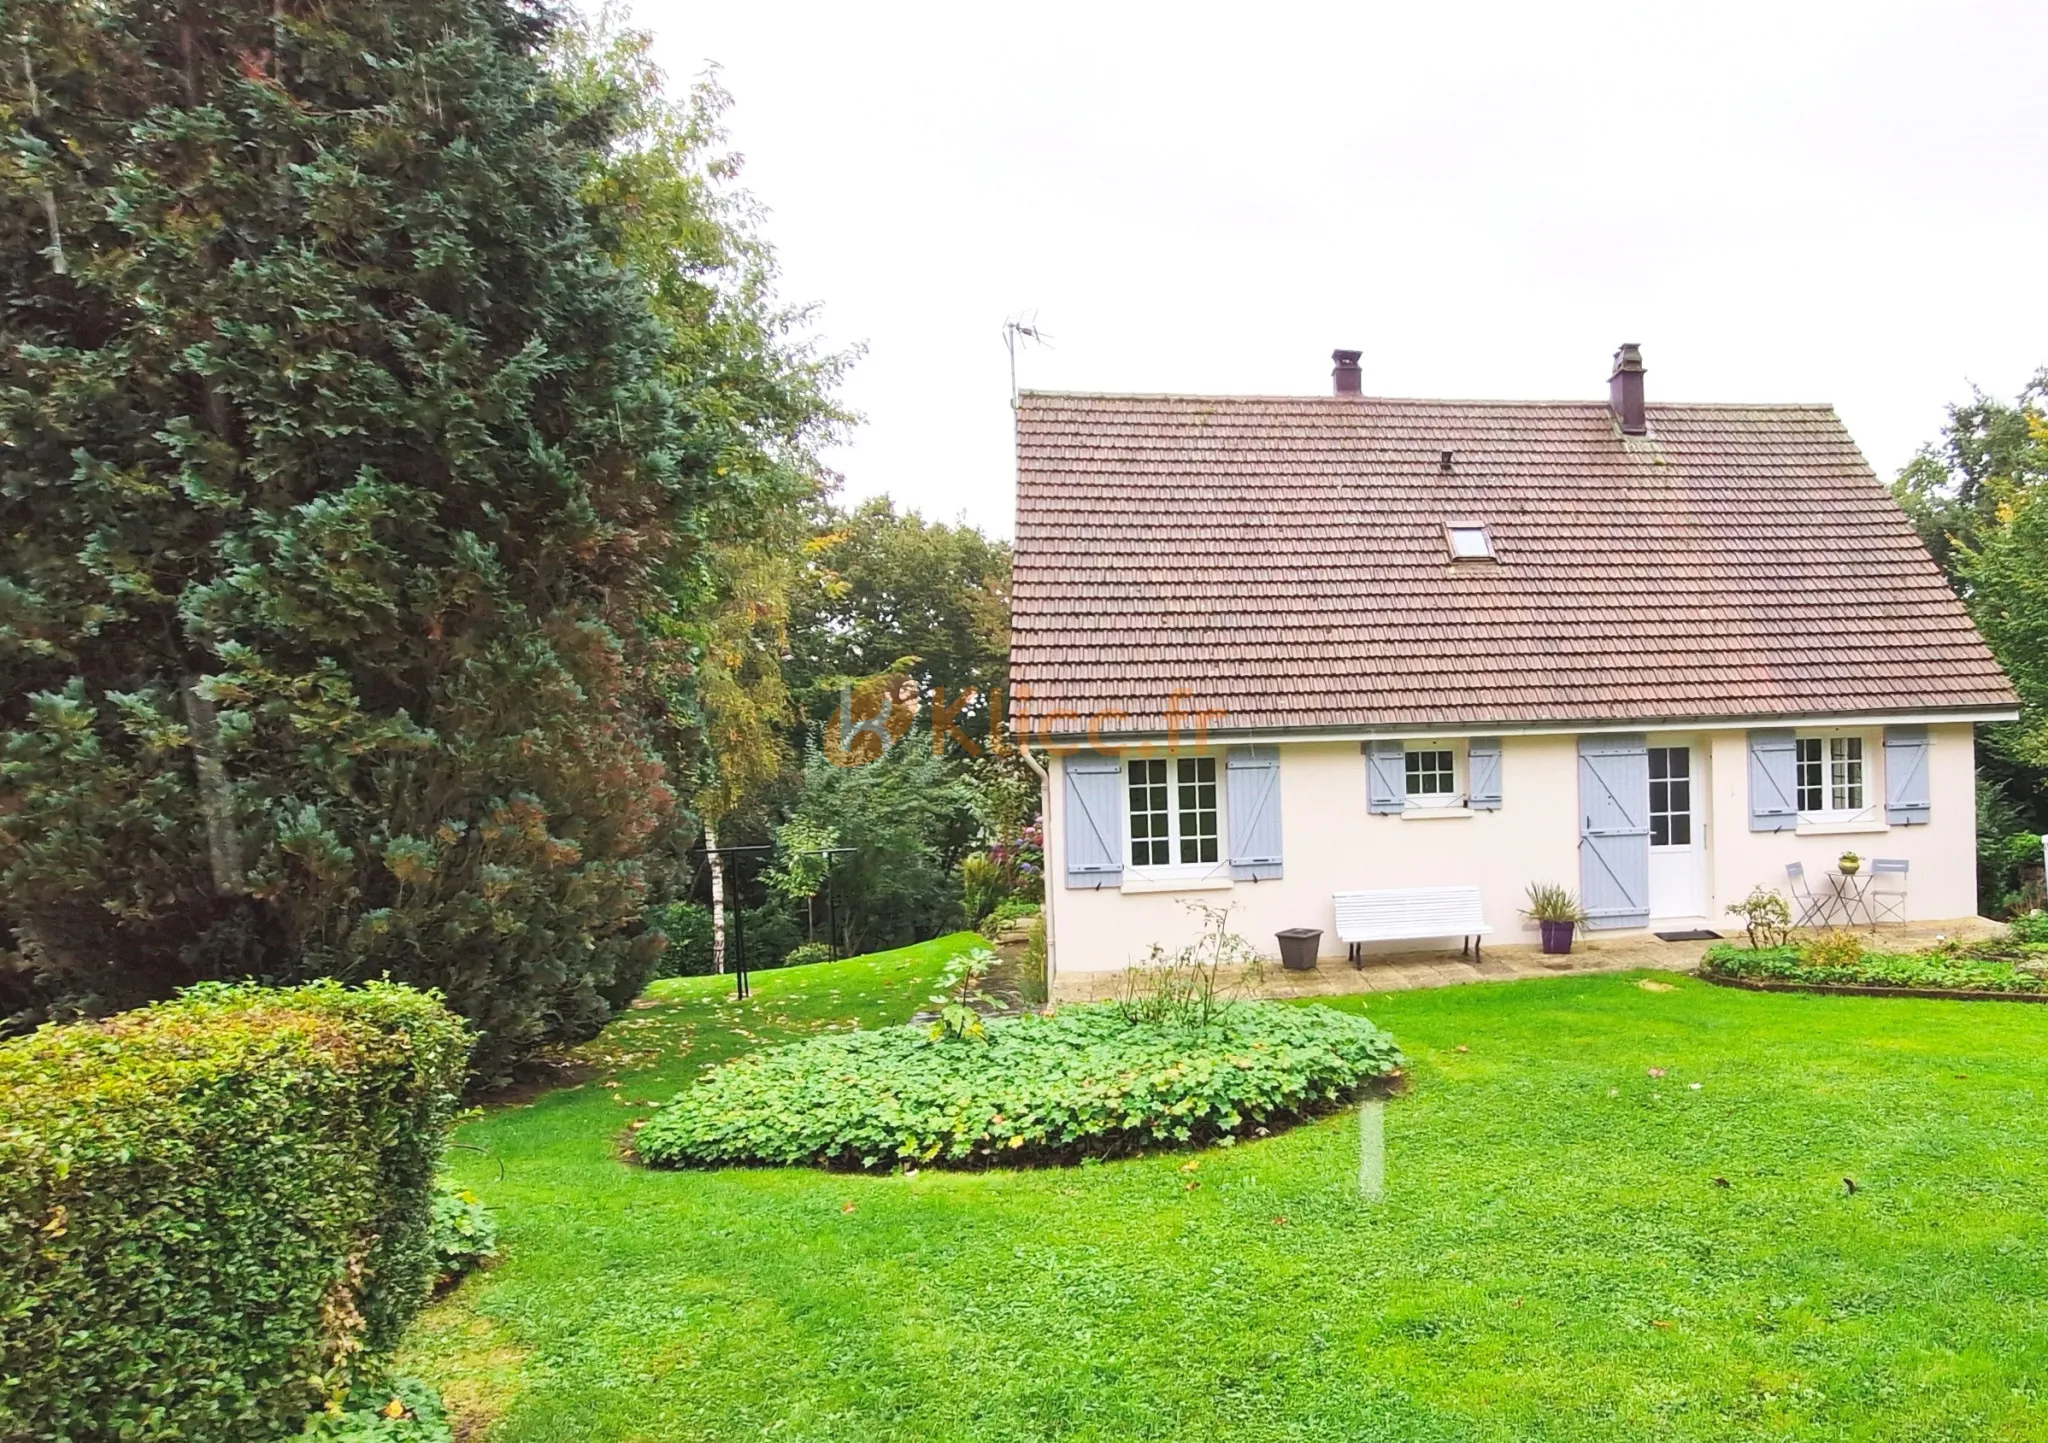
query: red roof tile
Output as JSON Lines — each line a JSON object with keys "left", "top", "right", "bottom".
{"left": 1010, "top": 392, "right": 2016, "bottom": 737}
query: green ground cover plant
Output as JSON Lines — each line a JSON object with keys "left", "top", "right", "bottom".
{"left": 299, "top": 1373, "right": 451, "bottom": 1442}
{"left": 428, "top": 1182, "right": 500, "bottom": 1290}
{"left": 2010, "top": 909, "right": 2048, "bottom": 942}
{"left": 634, "top": 997, "right": 1400, "bottom": 1170}
{"left": 0, "top": 982, "right": 469, "bottom": 1442}
{"left": 406, "top": 936, "right": 2048, "bottom": 1441}
{"left": 1701, "top": 940, "right": 2048, "bottom": 994}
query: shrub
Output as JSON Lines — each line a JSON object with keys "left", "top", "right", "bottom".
{"left": 648, "top": 899, "right": 804, "bottom": 975}
{"left": 428, "top": 1182, "right": 499, "bottom": 1289}
{"left": 783, "top": 941, "right": 835, "bottom": 969}
{"left": 0, "top": 981, "right": 469, "bottom": 1441}
{"left": 1018, "top": 914, "right": 1049, "bottom": 1007}
{"left": 960, "top": 853, "right": 1006, "bottom": 926}
{"left": 649, "top": 902, "right": 715, "bottom": 977}
{"left": 1701, "top": 942, "right": 2048, "bottom": 994}
{"left": 977, "top": 896, "right": 1041, "bottom": 939}
{"left": 1800, "top": 930, "right": 1867, "bottom": 969}
{"left": 635, "top": 1000, "right": 1402, "bottom": 1170}
{"left": 2010, "top": 910, "right": 2048, "bottom": 944}
{"left": 1726, "top": 885, "right": 1793, "bottom": 949}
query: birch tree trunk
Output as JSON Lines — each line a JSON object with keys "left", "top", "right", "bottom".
{"left": 706, "top": 820, "right": 726, "bottom": 974}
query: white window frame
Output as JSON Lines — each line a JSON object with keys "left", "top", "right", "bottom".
{"left": 1445, "top": 524, "right": 1495, "bottom": 561}
{"left": 1647, "top": 744, "right": 1696, "bottom": 849}
{"left": 1123, "top": 752, "right": 1227, "bottom": 879}
{"left": 1401, "top": 739, "right": 1468, "bottom": 813}
{"left": 1793, "top": 730, "right": 1880, "bottom": 828}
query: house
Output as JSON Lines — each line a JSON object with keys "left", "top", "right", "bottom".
{"left": 1010, "top": 345, "right": 2019, "bottom": 978}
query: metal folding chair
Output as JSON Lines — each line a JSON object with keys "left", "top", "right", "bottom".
{"left": 1785, "top": 861, "right": 1832, "bottom": 929}
{"left": 1866, "top": 858, "right": 1909, "bottom": 925}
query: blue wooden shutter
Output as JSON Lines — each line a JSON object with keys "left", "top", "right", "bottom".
{"left": 1579, "top": 734, "right": 1650, "bottom": 930}
{"left": 1747, "top": 729, "right": 1798, "bottom": 832}
{"left": 1226, "top": 745, "right": 1283, "bottom": 881}
{"left": 1467, "top": 737, "right": 1502, "bottom": 810}
{"left": 1884, "top": 725, "right": 1932, "bottom": 826}
{"left": 1364, "top": 740, "right": 1405, "bottom": 814}
{"left": 1063, "top": 752, "right": 1124, "bottom": 889}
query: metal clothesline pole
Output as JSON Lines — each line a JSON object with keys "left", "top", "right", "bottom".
{"left": 698, "top": 842, "right": 859, "bottom": 998}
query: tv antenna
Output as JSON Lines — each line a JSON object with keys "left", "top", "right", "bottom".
{"left": 1002, "top": 313, "right": 1050, "bottom": 404}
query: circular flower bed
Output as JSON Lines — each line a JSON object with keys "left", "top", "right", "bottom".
{"left": 634, "top": 1001, "right": 1403, "bottom": 1170}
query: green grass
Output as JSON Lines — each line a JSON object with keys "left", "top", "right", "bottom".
{"left": 407, "top": 935, "right": 2048, "bottom": 1442}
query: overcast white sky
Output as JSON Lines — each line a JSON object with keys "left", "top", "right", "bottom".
{"left": 635, "top": 0, "right": 2048, "bottom": 538}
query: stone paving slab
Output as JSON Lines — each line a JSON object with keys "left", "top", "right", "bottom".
{"left": 1049, "top": 917, "right": 2005, "bottom": 1004}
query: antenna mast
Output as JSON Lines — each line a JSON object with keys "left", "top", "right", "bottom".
{"left": 1002, "top": 313, "right": 1048, "bottom": 404}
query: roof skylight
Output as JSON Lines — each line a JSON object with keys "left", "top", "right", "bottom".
{"left": 1447, "top": 525, "right": 1494, "bottom": 561}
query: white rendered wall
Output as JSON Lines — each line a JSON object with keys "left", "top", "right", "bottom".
{"left": 1045, "top": 725, "right": 1980, "bottom": 976}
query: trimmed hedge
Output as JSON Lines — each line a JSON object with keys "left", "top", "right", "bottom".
{"left": 0, "top": 981, "right": 470, "bottom": 1442}
{"left": 1700, "top": 942, "right": 2048, "bottom": 995}
{"left": 635, "top": 1001, "right": 1403, "bottom": 1170}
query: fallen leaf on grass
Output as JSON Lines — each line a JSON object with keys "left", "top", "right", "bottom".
{"left": 1454, "top": 1044, "right": 1470, "bottom": 1054}
{"left": 1637, "top": 979, "right": 1676, "bottom": 992}
{"left": 1271, "top": 1216, "right": 1289, "bottom": 1227}
{"left": 1647, "top": 1067, "right": 1666, "bottom": 1078}
{"left": 1712, "top": 1176, "right": 1730, "bottom": 1188}
{"left": 1651, "top": 1319, "right": 1672, "bottom": 1330}
{"left": 841, "top": 1200, "right": 857, "bottom": 1214}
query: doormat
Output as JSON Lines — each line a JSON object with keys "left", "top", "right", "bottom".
{"left": 1655, "top": 929, "right": 1722, "bottom": 942}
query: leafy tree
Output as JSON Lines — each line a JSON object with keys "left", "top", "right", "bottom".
{"left": 1893, "top": 370, "right": 2048, "bottom": 577}
{"left": 787, "top": 497, "right": 1011, "bottom": 735}
{"left": 1902, "top": 378, "right": 2048, "bottom": 912}
{"left": 552, "top": 16, "right": 846, "bottom": 970}
{"left": 1961, "top": 475, "right": 2048, "bottom": 767}
{"left": 771, "top": 739, "right": 974, "bottom": 955}
{"left": 0, "top": 0, "right": 713, "bottom": 1074}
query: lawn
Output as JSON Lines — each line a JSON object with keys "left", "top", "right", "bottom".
{"left": 407, "top": 933, "right": 2048, "bottom": 1442}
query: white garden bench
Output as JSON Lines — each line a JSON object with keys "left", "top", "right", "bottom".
{"left": 1333, "top": 886, "right": 1493, "bottom": 966}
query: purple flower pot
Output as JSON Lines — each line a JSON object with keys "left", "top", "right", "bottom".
{"left": 1540, "top": 919, "right": 1576, "bottom": 955}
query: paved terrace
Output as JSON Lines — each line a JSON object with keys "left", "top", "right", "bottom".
{"left": 1048, "top": 918, "right": 2004, "bottom": 1004}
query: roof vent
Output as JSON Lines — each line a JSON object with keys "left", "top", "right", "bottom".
{"left": 1331, "top": 349, "right": 1362, "bottom": 396}
{"left": 1609, "top": 343, "right": 1646, "bottom": 435}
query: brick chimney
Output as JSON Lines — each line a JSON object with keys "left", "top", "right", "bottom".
{"left": 1331, "top": 349, "right": 1362, "bottom": 396}
{"left": 1609, "top": 343, "right": 1646, "bottom": 435}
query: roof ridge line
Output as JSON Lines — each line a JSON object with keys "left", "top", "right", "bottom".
{"left": 1016, "top": 390, "right": 1841, "bottom": 410}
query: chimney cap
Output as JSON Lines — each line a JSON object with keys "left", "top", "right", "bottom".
{"left": 1608, "top": 342, "right": 1647, "bottom": 435}
{"left": 1331, "top": 348, "right": 1363, "bottom": 365}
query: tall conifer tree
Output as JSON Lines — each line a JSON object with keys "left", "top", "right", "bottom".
{"left": 1, "top": 0, "right": 699, "bottom": 1075}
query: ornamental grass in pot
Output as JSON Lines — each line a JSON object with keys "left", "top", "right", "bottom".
{"left": 1523, "top": 882, "right": 1588, "bottom": 955}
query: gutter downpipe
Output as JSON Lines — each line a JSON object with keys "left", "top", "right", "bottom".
{"left": 1018, "top": 734, "right": 1056, "bottom": 997}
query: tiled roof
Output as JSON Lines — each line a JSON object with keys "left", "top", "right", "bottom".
{"left": 1010, "top": 392, "right": 2016, "bottom": 737}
